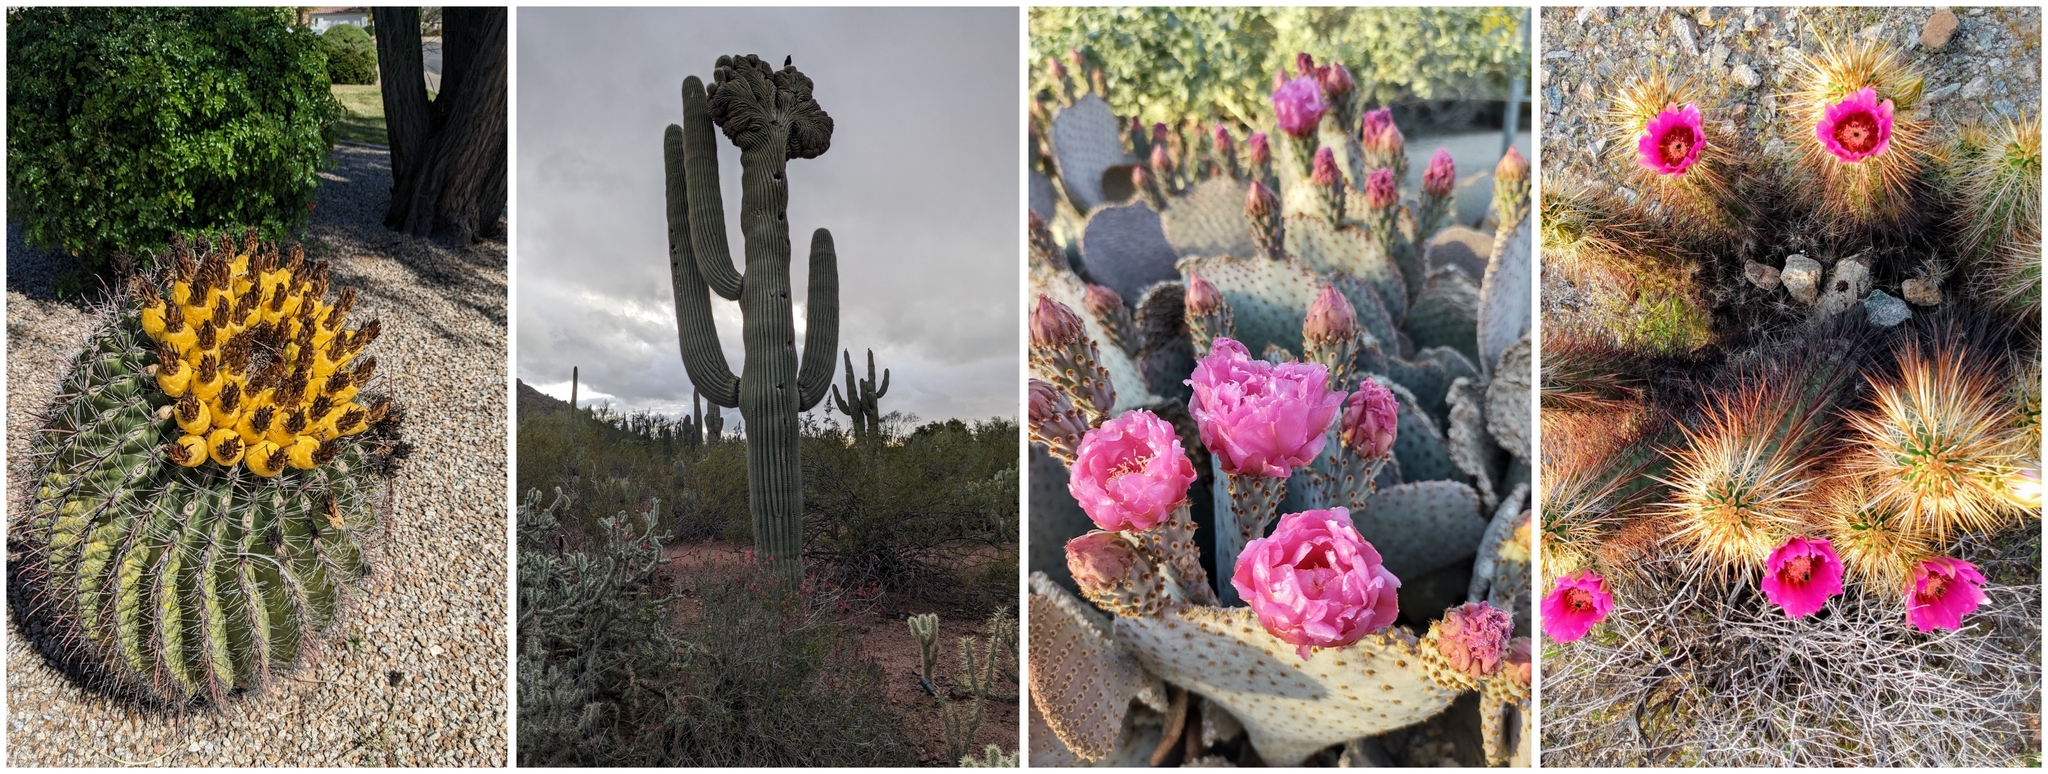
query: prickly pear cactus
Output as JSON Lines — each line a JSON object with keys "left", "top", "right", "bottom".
{"left": 22, "top": 230, "right": 393, "bottom": 705}
{"left": 1028, "top": 42, "right": 1533, "bottom": 766}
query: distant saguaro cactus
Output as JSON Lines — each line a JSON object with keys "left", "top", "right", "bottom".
{"left": 664, "top": 54, "right": 839, "bottom": 582}
{"left": 831, "top": 348, "right": 890, "bottom": 443}
{"left": 570, "top": 366, "right": 579, "bottom": 411}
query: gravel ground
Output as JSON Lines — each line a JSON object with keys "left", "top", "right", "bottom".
{"left": 5, "top": 146, "right": 508, "bottom": 766}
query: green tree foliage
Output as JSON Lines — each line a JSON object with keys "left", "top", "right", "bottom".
{"left": 321, "top": 23, "right": 379, "bottom": 85}
{"left": 1029, "top": 6, "right": 1529, "bottom": 127}
{"left": 7, "top": 7, "right": 339, "bottom": 274}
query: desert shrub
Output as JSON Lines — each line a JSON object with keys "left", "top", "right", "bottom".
{"left": 321, "top": 24, "right": 379, "bottom": 85}
{"left": 516, "top": 488, "right": 914, "bottom": 766}
{"left": 6, "top": 7, "right": 338, "bottom": 275}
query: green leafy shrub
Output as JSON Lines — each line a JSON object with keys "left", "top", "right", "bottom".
{"left": 1028, "top": 7, "right": 1529, "bottom": 126}
{"left": 321, "top": 24, "right": 378, "bottom": 86}
{"left": 6, "top": 7, "right": 338, "bottom": 274}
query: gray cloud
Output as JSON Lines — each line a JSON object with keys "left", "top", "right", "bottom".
{"left": 516, "top": 7, "right": 1020, "bottom": 422}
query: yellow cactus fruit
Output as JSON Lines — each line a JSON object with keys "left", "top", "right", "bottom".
{"left": 285, "top": 436, "right": 322, "bottom": 470}
{"left": 270, "top": 409, "right": 310, "bottom": 449}
{"left": 236, "top": 405, "right": 277, "bottom": 447}
{"left": 211, "top": 382, "right": 244, "bottom": 428}
{"left": 330, "top": 406, "right": 369, "bottom": 437}
{"left": 190, "top": 354, "right": 225, "bottom": 402}
{"left": 174, "top": 393, "right": 212, "bottom": 436}
{"left": 166, "top": 434, "right": 210, "bottom": 468}
{"left": 244, "top": 441, "right": 287, "bottom": 477}
{"left": 163, "top": 305, "right": 197, "bottom": 353}
{"left": 153, "top": 343, "right": 191, "bottom": 397}
{"left": 205, "top": 428, "right": 245, "bottom": 467}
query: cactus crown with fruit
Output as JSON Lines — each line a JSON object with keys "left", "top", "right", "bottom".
{"left": 21, "top": 227, "right": 398, "bottom": 706}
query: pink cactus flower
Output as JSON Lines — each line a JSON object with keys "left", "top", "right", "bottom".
{"left": 1212, "top": 123, "right": 1235, "bottom": 151}
{"left": 1311, "top": 147, "right": 1342, "bottom": 187}
{"left": 1339, "top": 380, "right": 1399, "bottom": 460}
{"left": 1359, "top": 108, "right": 1404, "bottom": 155}
{"left": 1636, "top": 103, "right": 1705, "bottom": 175}
{"left": 1816, "top": 87, "right": 1895, "bottom": 162}
{"left": 1760, "top": 535, "right": 1845, "bottom": 619}
{"left": 1436, "top": 601, "right": 1514, "bottom": 678}
{"left": 1029, "top": 294, "right": 1085, "bottom": 348}
{"left": 1423, "top": 148, "right": 1457, "bottom": 197}
{"left": 1185, "top": 271, "right": 1223, "bottom": 315}
{"left": 1363, "top": 167, "right": 1398, "bottom": 210}
{"left": 1506, "top": 637, "right": 1533, "bottom": 686}
{"left": 1232, "top": 508, "right": 1401, "bottom": 659}
{"left": 1906, "top": 557, "right": 1989, "bottom": 632}
{"left": 1247, "top": 132, "right": 1271, "bottom": 165}
{"left": 1541, "top": 571, "right": 1613, "bottom": 643}
{"left": 1066, "top": 530, "right": 1138, "bottom": 594}
{"left": 1245, "top": 179, "right": 1280, "bottom": 218}
{"left": 1303, "top": 284, "right": 1358, "bottom": 343}
{"left": 1185, "top": 338, "right": 1348, "bottom": 477}
{"left": 1067, "top": 410, "right": 1197, "bottom": 532}
{"left": 1271, "top": 75, "right": 1328, "bottom": 137}
{"left": 1321, "top": 62, "right": 1355, "bottom": 98}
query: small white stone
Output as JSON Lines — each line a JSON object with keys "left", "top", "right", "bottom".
{"left": 1782, "top": 254, "right": 1823, "bottom": 304}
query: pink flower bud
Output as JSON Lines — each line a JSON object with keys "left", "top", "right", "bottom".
{"left": 1906, "top": 557, "right": 1989, "bottom": 632}
{"left": 1067, "top": 48, "right": 1085, "bottom": 73}
{"left": 1311, "top": 147, "right": 1342, "bottom": 187}
{"left": 1068, "top": 409, "right": 1196, "bottom": 532}
{"left": 1436, "top": 601, "right": 1514, "bottom": 678}
{"left": 1363, "top": 167, "right": 1398, "bottom": 210}
{"left": 1295, "top": 52, "right": 1317, "bottom": 79}
{"left": 1322, "top": 61, "right": 1355, "bottom": 97}
{"left": 1232, "top": 508, "right": 1400, "bottom": 659}
{"left": 1423, "top": 148, "right": 1456, "bottom": 197}
{"left": 1816, "top": 87, "right": 1895, "bottom": 162}
{"left": 1185, "top": 272, "right": 1223, "bottom": 315}
{"left": 1029, "top": 294, "right": 1085, "bottom": 348}
{"left": 1130, "top": 164, "right": 1153, "bottom": 190}
{"left": 1212, "top": 123, "right": 1234, "bottom": 151}
{"left": 1246, "top": 179, "right": 1279, "bottom": 218}
{"left": 1340, "top": 379, "right": 1398, "bottom": 460}
{"left": 1083, "top": 283, "right": 1127, "bottom": 321}
{"left": 1150, "top": 143, "right": 1172, "bottom": 173}
{"left": 1152, "top": 122, "right": 1170, "bottom": 146}
{"left": 1066, "top": 530, "right": 1139, "bottom": 593}
{"left": 1186, "top": 338, "right": 1347, "bottom": 477}
{"left": 1027, "top": 378, "right": 1066, "bottom": 425}
{"left": 1247, "top": 132, "right": 1271, "bottom": 165}
{"left": 1760, "top": 535, "right": 1845, "bottom": 618}
{"left": 1506, "top": 637, "right": 1532, "bottom": 686}
{"left": 1541, "top": 571, "right": 1613, "bottom": 643}
{"left": 1047, "top": 56, "right": 1067, "bottom": 81}
{"left": 1496, "top": 145, "right": 1529, "bottom": 185}
{"left": 1359, "top": 108, "right": 1404, "bottom": 156}
{"left": 1304, "top": 284, "right": 1357, "bottom": 342}
{"left": 1270, "top": 76, "right": 1328, "bottom": 137}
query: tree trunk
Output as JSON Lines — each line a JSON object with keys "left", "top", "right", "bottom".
{"left": 372, "top": 6, "right": 507, "bottom": 242}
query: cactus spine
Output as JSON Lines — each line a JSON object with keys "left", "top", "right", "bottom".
{"left": 831, "top": 348, "right": 890, "bottom": 444}
{"left": 664, "top": 55, "right": 839, "bottom": 582}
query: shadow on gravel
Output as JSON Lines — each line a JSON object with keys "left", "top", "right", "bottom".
{"left": 5, "top": 222, "right": 121, "bottom": 309}
{"left": 310, "top": 146, "right": 509, "bottom": 331}
{"left": 4, "top": 546, "right": 172, "bottom": 713}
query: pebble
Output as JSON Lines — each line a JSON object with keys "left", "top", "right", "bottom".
{"left": 1863, "top": 290, "right": 1912, "bottom": 327}
{"left": 1782, "top": 254, "right": 1823, "bottom": 305}
{"left": 1732, "top": 63, "right": 1761, "bottom": 88}
{"left": 1672, "top": 15, "right": 1700, "bottom": 55}
{"left": 1961, "top": 75, "right": 1991, "bottom": 99}
{"left": 1744, "top": 260, "right": 1782, "bottom": 291}
{"left": 1817, "top": 255, "right": 1873, "bottom": 318}
{"left": 1708, "top": 43, "right": 1730, "bottom": 70}
{"left": 1902, "top": 277, "right": 1944, "bottom": 307}
{"left": 1922, "top": 9, "right": 1960, "bottom": 49}
{"left": 1924, "top": 82, "right": 1962, "bottom": 103}
{"left": 5, "top": 146, "right": 509, "bottom": 765}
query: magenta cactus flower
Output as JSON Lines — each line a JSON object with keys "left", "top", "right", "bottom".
{"left": 1066, "top": 530, "right": 1139, "bottom": 595}
{"left": 1247, "top": 132, "right": 1271, "bottom": 165}
{"left": 1231, "top": 508, "right": 1401, "bottom": 659}
{"left": 1271, "top": 75, "right": 1328, "bottom": 137}
{"left": 1339, "top": 380, "right": 1399, "bottom": 460}
{"left": 1815, "top": 87, "right": 1895, "bottom": 162}
{"left": 1423, "top": 147, "right": 1457, "bottom": 197}
{"left": 1363, "top": 167, "right": 1398, "bottom": 210}
{"left": 1029, "top": 294, "right": 1084, "bottom": 348}
{"left": 1185, "top": 271, "right": 1223, "bottom": 315}
{"left": 1905, "top": 557, "right": 1989, "bottom": 632}
{"left": 1759, "top": 535, "right": 1845, "bottom": 619}
{"left": 1067, "top": 409, "right": 1198, "bottom": 532}
{"left": 1311, "top": 146, "right": 1342, "bottom": 187}
{"left": 1185, "top": 338, "right": 1348, "bottom": 477}
{"left": 1303, "top": 284, "right": 1358, "bottom": 344}
{"left": 1541, "top": 571, "right": 1614, "bottom": 643}
{"left": 1636, "top": 103, "right": 1706, "bottom": 175}
{"left": 1435, "top": 601, "right": 1514, "bottom": 678}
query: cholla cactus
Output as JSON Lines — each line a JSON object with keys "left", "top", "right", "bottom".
{"left": 1028, "top": 45, "right": 1534, "bottom": 765}
{"left": 21, "top": 229, "right": 394, "bottom": 705}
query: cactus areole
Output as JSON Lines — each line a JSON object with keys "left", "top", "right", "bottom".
{"left": 664, "top": 55, "right": 839, "bottom": 582}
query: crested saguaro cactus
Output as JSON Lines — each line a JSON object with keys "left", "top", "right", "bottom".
{"left": 664, "top": 54, "right": 839, "bottom": 583}
{"left": 831, "top": 348, "right": 890, "bottom": 444}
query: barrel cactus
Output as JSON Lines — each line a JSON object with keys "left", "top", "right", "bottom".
{"left": 663, "top": 54, "right": 840, "bottom": 583}
{"left": 1540, "top": 16, "right": 2039, "bottom": 765}
{"left": 1029, "top": 45, "right": 1532, "bottom": 766}
{"left": 21, "top": 229, "right": 394, "bottom": 705}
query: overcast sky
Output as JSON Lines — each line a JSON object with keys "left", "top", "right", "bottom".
{"left": 516, "top": 7, "right": 1020, "bottom": 426}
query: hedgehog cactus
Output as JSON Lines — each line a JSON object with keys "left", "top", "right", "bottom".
{"left": 23, "top": 229, "right": 389, "bottom": 705}
{"left": 830, "top": 348, "right": 890, "bottom": 444}
{"left": 663, "top": 54, "right": 839, "bottom": 583}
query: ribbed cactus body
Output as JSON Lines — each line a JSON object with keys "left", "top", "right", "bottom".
{"left": 830, "top": 348, "right": 890, "bottom": 444}
{"left": 26, "top": 305, "right": 378, "bottom": 705}
{"left": 664, "top": 55, "right": 839, "bottom": 582}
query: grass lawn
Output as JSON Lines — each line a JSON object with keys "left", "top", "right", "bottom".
{"left": 331, "top": 84, "right": 387, "bottom": 146}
